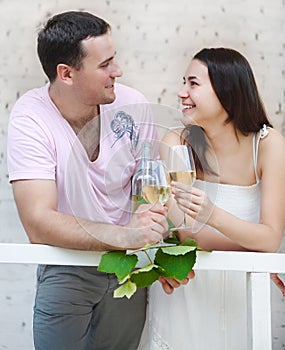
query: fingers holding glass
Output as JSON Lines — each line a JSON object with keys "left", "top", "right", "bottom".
{"left": 142, "top": 160, "right": 171, "bottom": 243}
{"left": 172, "top": 184, "right": 213, "bottom": 226}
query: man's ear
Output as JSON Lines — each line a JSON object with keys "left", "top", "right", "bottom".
{"left": 57, "top": 64, "right": 73, "bottom": 85}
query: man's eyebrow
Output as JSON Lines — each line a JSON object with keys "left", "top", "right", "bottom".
{"left": 98, "top": 51, "right": 117, "bottom": 66}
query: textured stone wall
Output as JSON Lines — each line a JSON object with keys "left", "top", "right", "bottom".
{"left": 0, "top": 0, "right": 284, "bottom": 348}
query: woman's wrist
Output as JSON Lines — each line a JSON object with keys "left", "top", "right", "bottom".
{"left": 206, "top": 205, "right": 221, "bottom": 229}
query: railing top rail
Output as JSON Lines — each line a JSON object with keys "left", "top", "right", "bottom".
{"left": 0, "top": 243, "right": 285, "bottom": 273}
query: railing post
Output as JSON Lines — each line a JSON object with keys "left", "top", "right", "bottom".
{"left": 247, "top": 272, "right": 272, "bottom": 350}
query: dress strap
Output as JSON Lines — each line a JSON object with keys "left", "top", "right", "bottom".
{"left": 252, "top": 124, "right": 269, "bottom": 182}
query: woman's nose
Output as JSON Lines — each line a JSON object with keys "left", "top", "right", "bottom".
{"left": 177, "top": 85, "right": 189, "bottom": 99}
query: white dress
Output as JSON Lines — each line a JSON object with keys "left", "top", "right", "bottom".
{"left": 139, "top": 127, "right": 268, "bottom": 350}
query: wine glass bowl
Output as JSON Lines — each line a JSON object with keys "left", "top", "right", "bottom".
{"left": 142, "top": 160, "right": 171, "bottom": 206}
{"left": 169, "top": 170, "right": 196, "bottom": 185}
{"left": 168, "top": 145, "right": 196, "bottom": 230}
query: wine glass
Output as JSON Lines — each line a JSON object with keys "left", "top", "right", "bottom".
{"left": 168, "top": 145, "right": 196, "bottom": 230}
{"left": 142, "top": 160, "right": 171, "bottom": 244}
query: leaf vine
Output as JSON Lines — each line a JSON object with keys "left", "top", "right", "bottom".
{"left": 98, "top": 235, "right": 203, "bottom": 299}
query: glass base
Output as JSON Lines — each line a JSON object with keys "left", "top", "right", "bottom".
{"left": 169, "top": 226, "right": 192, "bottom": 231}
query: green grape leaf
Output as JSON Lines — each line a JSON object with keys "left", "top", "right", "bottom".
{"left": 98, "top": 251, "right": 138, "bottom": 280}
{"left": 130, "top": 264, "right": 160, "bottom": 288}
{"left": 155, "top": 248, "right": 196, "bottom": 280}
{"left": 180, "top": 237, "right": 199, "bottom": 247}
{"left": 133, "top": 263, "right": 158, "bottom": 273}
{"left": 164, "top": 235, "right": 180, "bottom": 245}
{"left": 96, "top": 234, "right": 207, "bottom": 299}
{"left": 180, "top": 237, "right": 207, "bottom": 251}
{"left": 138, "top": 197, "right": 147, "bottom": 205}
{"left": 114, "top": 280, "right": 137, "bottom": 299}
{"left": 118, "top": 273, "right": 131, "bottom": 285}
{"left": 161, "top": 245, "right": 196, "bottom": 256}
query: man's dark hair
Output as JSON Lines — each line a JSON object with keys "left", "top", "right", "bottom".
{"left": 37, "top": 11, "right": 111, "bottom": 82}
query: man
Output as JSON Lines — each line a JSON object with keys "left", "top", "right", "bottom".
{"left": 7, "top": 11, "right": 168, "bottom": 349}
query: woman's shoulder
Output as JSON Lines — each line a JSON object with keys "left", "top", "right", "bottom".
{"left": 161, "top": 127, "right": 184, "bottom": 145}
{"left": 159, "top": 127, "right": 185, "bottom": 160}
{"left": 259, "top": 127, "right": 285, "bottom": 167}
{"left": 260, "top": 127, "right": 285, "bottom": 148}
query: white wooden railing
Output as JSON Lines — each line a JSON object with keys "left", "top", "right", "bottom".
{"left": 0, "top": 243, "right": 284, "bottom": 350}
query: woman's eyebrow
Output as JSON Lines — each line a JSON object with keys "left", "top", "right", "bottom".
{"left": 186, "top": 75, "right": 198, "bottom": 81}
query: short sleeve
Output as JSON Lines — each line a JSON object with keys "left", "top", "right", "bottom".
{"left": 7, "top": 113, "right": 56, "bottom": 182}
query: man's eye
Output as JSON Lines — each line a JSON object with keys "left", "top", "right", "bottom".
{"left": 190, "top": 81, "right": 198, "bottom": 86}
{"left": 101, "top": 63, "right": 109, "bottom": 68}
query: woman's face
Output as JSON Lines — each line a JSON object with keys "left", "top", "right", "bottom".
{"left": 178, "top": 59, "right": 227, "bottom": 128}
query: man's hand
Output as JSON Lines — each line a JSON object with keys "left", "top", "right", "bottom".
{"left": 124, "top": 204, "right": 169, "bottom": 249}
{"left": 158, "top": 270, "right": 195, "bottom": 294}
{"left": 12, "top": 180, "right": 169, "bottom": 251}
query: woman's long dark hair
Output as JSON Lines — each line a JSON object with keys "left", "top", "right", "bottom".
{"left": 182, "top": 47, "right": 272, "bottom": 175}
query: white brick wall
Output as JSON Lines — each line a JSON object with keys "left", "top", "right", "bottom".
{"left": 0, "top": 0, "right": 284, "bottom": 348}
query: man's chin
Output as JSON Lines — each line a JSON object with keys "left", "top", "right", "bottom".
{"left": 104, "top": 93, "right": 116, "bottom": 105}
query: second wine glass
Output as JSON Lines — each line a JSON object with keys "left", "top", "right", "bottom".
{"left": 142, "top": 160, "right": 171, "bottom": 244}
{"left": 168, "top": 145, "right": 196, "bottom": 230}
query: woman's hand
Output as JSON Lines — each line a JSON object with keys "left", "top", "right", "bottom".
{"left": 271, "top": 273, "right": 285, "bottom": 296}
{"left": 159, "top": 270, "right": 196, "bottom": 294}
{"left": 171, "top": 182, "right": 214, "bottom": 224}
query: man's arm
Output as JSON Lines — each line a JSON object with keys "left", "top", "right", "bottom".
{"left": 12, "top": 179, "right": 168, "bottom": 251}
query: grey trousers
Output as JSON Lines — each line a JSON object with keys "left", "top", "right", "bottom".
{"left": 33, "top": 265, "right": 147, "bottom": 350}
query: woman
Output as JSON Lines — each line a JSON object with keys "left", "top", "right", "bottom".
{"left": 143, "top": 48, "right": 285, "bottom": 349}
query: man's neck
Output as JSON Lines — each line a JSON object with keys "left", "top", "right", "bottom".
{"left": 49, "top": 83, "right": 100, "bottom": 133}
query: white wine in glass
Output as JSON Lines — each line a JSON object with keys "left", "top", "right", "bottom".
{"left": 142, "top": 160, "right": 171, "bottom": 244}
{"left": 143, "top": 184, "right": 172, "bottom": 206}
{"left": 168, "top": 145, "right": 196, "bottom": 230}
{"left": 168, "top": 170, "right": 196, "bottom": 186}
{"left": 142, "top": 160, "right": 171, "bottom": 206}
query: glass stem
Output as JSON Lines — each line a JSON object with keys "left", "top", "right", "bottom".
{"left": 182, "top": 214, "right": 187, "bottom": 228}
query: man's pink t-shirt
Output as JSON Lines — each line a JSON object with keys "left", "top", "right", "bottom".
{"left": 8, "top": 83, "right": 158, "bottom": 225}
